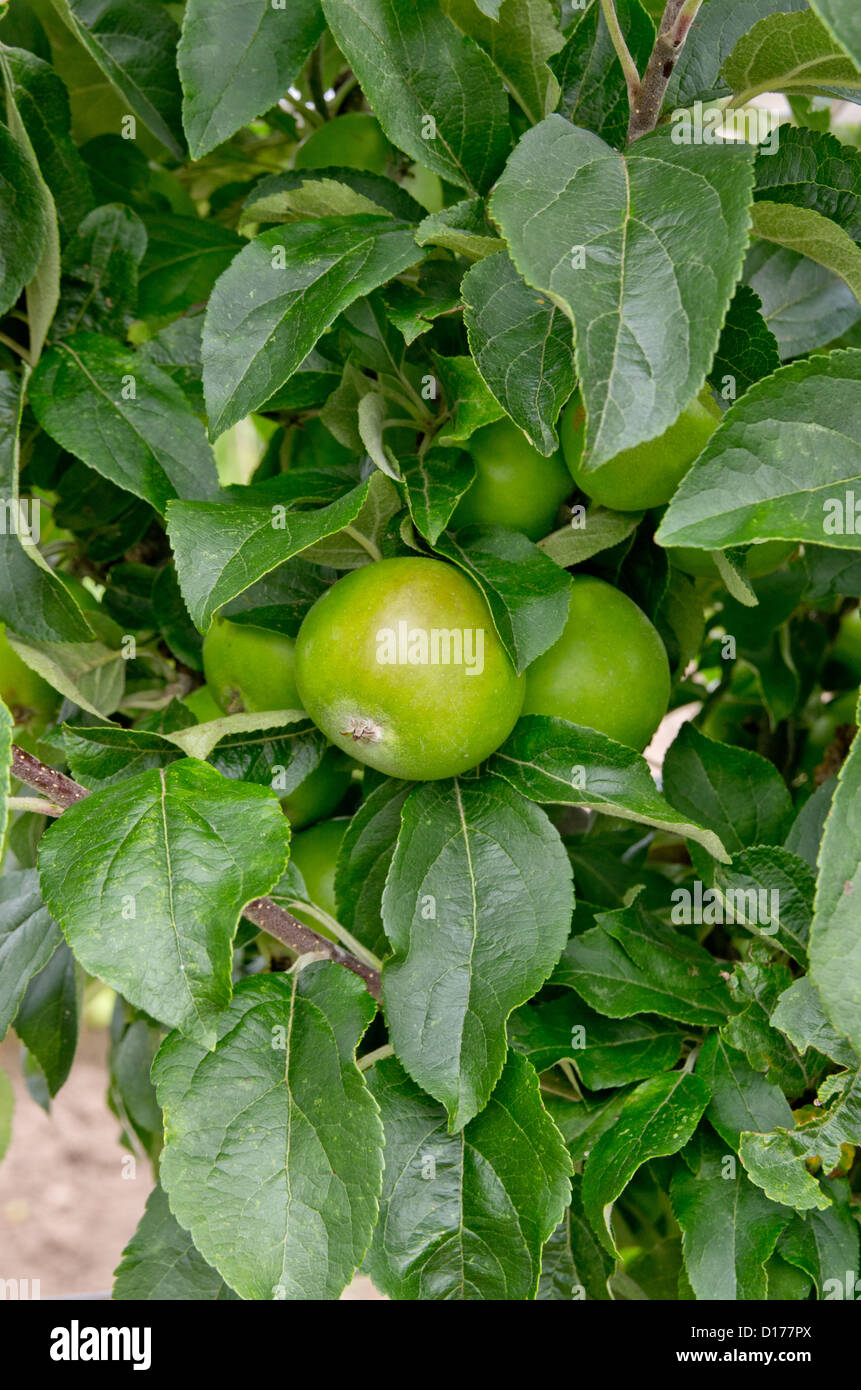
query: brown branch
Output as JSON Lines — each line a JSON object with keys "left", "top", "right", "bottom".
{"left": 11, "top": 745, "right": 89, "bottom": 808}
{"left": 10, "top": 744, "right": 382, "bottom": 1000}
{"left": 627, "top": 0, "right": 703, "bottom": 144}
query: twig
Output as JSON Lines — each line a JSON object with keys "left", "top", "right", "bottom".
{"left": 11, "top": 745, "right": 89, "bottom": 807}
{"left": 309, "top": 42, "right": 329, "bottom": 120}
{"left": 600, "top": 0, "right": 642, "bottom": 101}
{"left": 358, "top": 1043, "right": 394, "bottom": 1072}
{"left": 0, "top": 330, "right": 31, "bottom": 364}
{"left": 9, "top": 744, "right": 383, "bottom": 1000}
{"left": 623, "top": 0, "right": 704, "bottom": 144}
{"left": 6, "top": 796, "right": 64, "bottom": 818}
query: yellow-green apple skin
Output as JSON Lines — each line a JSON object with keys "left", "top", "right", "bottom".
{"left": 561, "top": 389, "right": 722, "bottom": 511}
{"left": 293, "top": 113, "right": 392, "bottom": 173}
{"left": 667, "top": 540, "right": 796, "bottom": 579}
{"left": 202, "top": 617, "right": 301, "bottom": 714}
{"left": 289, "top": 817, "right": 349, "bottom": 939}
{"left": 57, "top": 574, "right": 102, "bottom": 610}
{"left": 826, "top": 608, "right": 861, "bottom": 685}
{"left": 402, "top": 161, "right": 444, "bottom": 212}
{"left": 0, "top": 624, "right": 59, "bottom": 728}
{"left": 452, "top": 418, "right": 572, "bottom": 541}
{"left": 294, "top": 557, "right": 525, "bottom": 780}
{"left": 182, "top": 684, "right": 223, "bottom": 722}
{"left": 522, "top": 576, "right": 670, "bottom": 750}
{"left": 280, "top": 747, "right": 353, "bottom": 829}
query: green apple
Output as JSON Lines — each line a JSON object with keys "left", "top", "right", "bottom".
{"left": 561, "top": 389, "right": 722, "bottom": 511}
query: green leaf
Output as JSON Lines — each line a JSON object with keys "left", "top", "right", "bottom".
{"left": 167, "top": 479, "right": 371, "bottom": 632}
{"left": 722, "top": 8, "right": 861, "bottom": 104}
{"left": 0, "top": 1065, "right": 12, "bottom": 1160}
{"left": 659, "top": 349, "right": 861, "bottom": 550}
{"left": 432, "top": 529, "right": 572, "bottom": 674}
{"left": 1, "top": 45, "right": 59, "bottom": 361}
{"left": 192, "top": 717, "right": 327, "bottom": 788}
{"left": 752, "top": 200, "right": 861, "bottom": 302}
{"left": 108, "top": 1015, "right": 163, "bottom": 1161}
{"left": 490, "top": 119, "right": 755, "bottom": 470}
{"left": 810, "top": 705, "right": 861, "bottom": 1052}
{"left": 754, "top": 126, "right": 861, "bottom": 241}
{"left": 415, "top": 197, "right": 501, "bottom": 260}
{"left": 538, "top": 1175, "right": 614, "bottom": 1301}
{"left": 431, "top": 352, "right": 505, "bottom": 445}
{"left": 202, "top": 218, "right": 422, "bottom": 437}
{"left": 13, "top": 941, "right": 79, "bottom": 1096}
{"left": 242, "top": 169, "right": 424, "bottom": 229}
{"left": 300, "top": 471, "right": 402, "bottom": 571}
{"left": 47, "top": 0, "right": 184, "bottom": 156}
{"left": 771, "top": 976, "right": 859, "bottom": 1069}
{"left": 114, "top": 1184, "right": 239, "bottom": 1300}
{"left": 357, "top": 392, "right": 400, "bottom": 481}
{"left": 667, "top": 0, "right": 809, "bottom": 106}
{"left": 401, "top": 446, "right": 475, "bottom": 545}
{"left": 671, "top": 1129, "right": 791, "bottom": 1301}
{"left": 698, "top": 1032, "right": 794, "bottom": 1150}
{"left": 746, "top": 241, "right": 860, "bottom": 360}
{"left": 70, "top": 711, "right": 320, "bottom": 785}
{"left": 178, "top": 0, "right": 325, "bottom": 159}
{"left": 365, "top": 1051, "right": 572, "bottom": 1300}
{"left": 440, "top": 0, "right": 564, "bottom": 124}
{"left": 582, "top": 1071, "right": 710, "bottom": 1254}
{"left": 30, "top": 334, "right": 219, "bottom": 514}
{"left": 62, "top": 724, "right": 183, "bottom": 788}
{"left": 321, "top": 0, "right": 511, "bottom": 196}
{"left": 708, "top": 285, "right": 780, "bottom": 399}
{"left": 509, "top": 995, "right": 684, "bottom": 1089}
{"left": 722, "top": 960, "right": 810, "bottom": 1097}
{"left": 0, "top": 370, "right": 90, "bottom": 643}
{"left": 54, "top": 202, "right": 146, "bottom": 338}
{"left": 552, "top": 0, "right": 655, "bottom": 148}
{"left": 662, "top": 723, "right": 794, "bottom": 853}
{"left": 0, "top": 696, "right": 10, "bottom": 843}
{"left": 553, "top": 902, "right": 734, "bottom": 1028}
{"left": 489, "top": 715, "right": 730, "bottom": 861}
{"left": 5, "top": 629, "right": 125, "bottom": 719}
{"left": 335, "top": 779, "right": 411, "bottom": 959}
{"left": 740, "top": 1069, "right": 861, "bottom": 1213}
{"left": 154, "top": 966, "right": 382, "bottom": 1300}
{"left": 382, "top": 777, "right": 573, "bottom": 1130}
{"left": 810, "top": 0, "right": 861, "bottom": 68}
{"left": 538, "top": 505, "right": 640, "bottom": 568}
{"left": 38, "top": 760, "right": 290, "bottom": 1047}
{"left": 0, "top": 45, "right": 93, "bottom": 243}
{"left": 0, "top": 869, "right": 63, "bottom": 1040}
{"left": 383, "top": 262, "right": 463, "bottom": 344}
{"left": 778, "top": 1179, "right": 860, "bottom": 1297}
{"left": 137, "top": 214, "right": 243, "bottom": 320}
{"left": 0, "top": 88, "right": 49, "bottom": 319}
{"left": 462, "top": 250, "right": 576, "bottom": 456}
{"left": 711, "top": 847, "right": 815, "bottom": 967}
